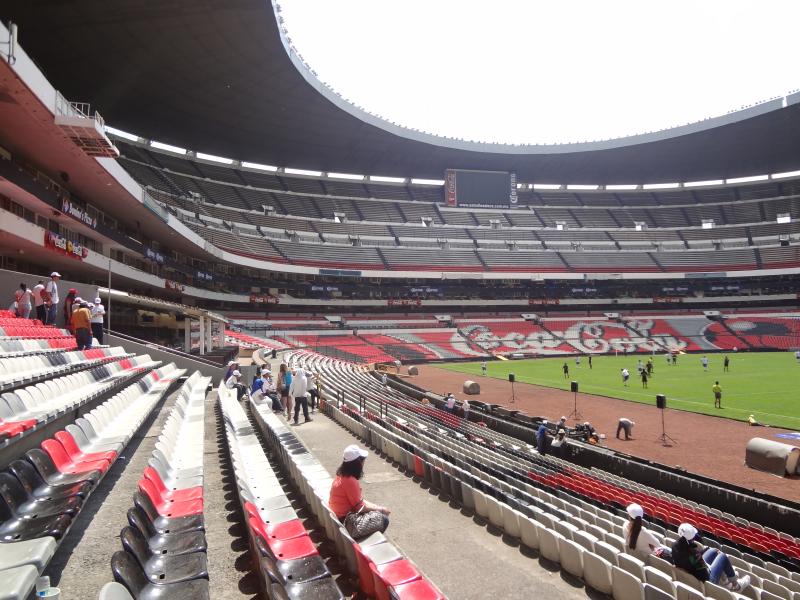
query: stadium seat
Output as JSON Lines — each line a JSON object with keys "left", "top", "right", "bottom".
{"left": 99, "top": 581, "right": 135, "bottom": 600}
{"left": 0, "top": 472, "right": 82, "bottom": 519}
{"left": 126, "top": 507, "right": 207, "bottom": 556}
{"left": 120, "top": 526, "right": 208, "bottom": 585}
{"left": 0, "top": 564, "right": 39, "bottom": 600}
{"left": 584, "top": 551, "right": 614, "bottom": 594}
{"left": 612, "top": 565, "right": 645, "bottom": 600}
{"left": 7, "top": 458, "right": 91, "bottom": 500}
{"left": 110, "top": 550, "right": 210, "bottom": 600}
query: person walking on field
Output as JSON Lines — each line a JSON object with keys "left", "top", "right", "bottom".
{"left": 701, "top": 355, "right": 709, "bottom": 371}
{"left": 712, "top": 381, "right": 722, "bottom": 409}
{"left": 621, "top": 368, "right": 630, "bottom": 387}
{"left": 562, "top": 362, "right": 569, "bottom": 379}
{"left": 641, "top": 369, "right": 648, "bottom": 388}
{"left": 723, "top": 355, "right": 730, "bottom": 372}
{"left": 481, "top": 361, "right": 487, "bottom": 376}
{"left": 588, "top": 355, "right": 592, "bottom": 369}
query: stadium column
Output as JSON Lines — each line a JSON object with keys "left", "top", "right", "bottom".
{"left": 205, "top": 318, "right": 213, "bottom": 351}
{"left": 184, "top": 317, "right": 192, "bottom": 353}
{"left": 198, "top": 316, "right": 206, "bottom": 354}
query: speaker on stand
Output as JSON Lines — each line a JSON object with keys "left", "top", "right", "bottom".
{"left": 655, "top": 394, "right": 676, "bottom": 446}
{"left": 508, "top": 373, "right": 516, "bottom": 404}
{"left": 568, "top": 380, "right": 584, "bottom": 420}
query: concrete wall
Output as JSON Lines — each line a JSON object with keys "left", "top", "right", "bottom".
{"left": 106, "top": 333, "right": 222, "bottom": 379}
{"left": 0, "top": 267, "right": 98, "bottom": 329}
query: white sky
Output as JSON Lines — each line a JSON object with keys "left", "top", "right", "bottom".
{"left": 279, "top": 0, "right": 800, "bottom": 145}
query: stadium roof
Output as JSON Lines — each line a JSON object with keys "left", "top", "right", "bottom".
{"left": 5, "top": 1, "right": 800, "bottom": 183}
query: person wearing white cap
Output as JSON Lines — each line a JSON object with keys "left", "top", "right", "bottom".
{"left": 306, "top": 370, "right": 318, "bottom": 413}
{"left": 224, "top": 360, "right": 239, "bottom": 381}
{"left": 328, "top": 444, "right": 390, "bottom": 540}
{"left": 43, "top": 272, "right": 60, "bottom": 326}
{"left": 623, "top": 504, "right": 670, "bottom": 560}
{"left": 672, "top": 523, "right": 750, "bottom": 591}
{"left": 90, "top": 298, "right": 105, "bottom": 345}
{"left": 225, "top": 369, "right": 249, "bottom": 401}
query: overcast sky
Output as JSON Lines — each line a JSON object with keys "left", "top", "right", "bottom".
{"left": 279, "top": 0, "right": 800, "bottom": 145}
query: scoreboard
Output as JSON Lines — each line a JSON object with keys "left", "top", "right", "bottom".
{"left": 444, "top": 169, "right": 517, "bottom": 208}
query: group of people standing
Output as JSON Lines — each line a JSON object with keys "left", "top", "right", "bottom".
{"left": 225, "top": 360, "right": 319, "bottom": 426}
{"left": 11, "top": 272, "right": 106, "bottom": 349}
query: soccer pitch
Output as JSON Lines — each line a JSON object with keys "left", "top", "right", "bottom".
{"left": 439, "top": 352, "right": 800, "bottom": 430}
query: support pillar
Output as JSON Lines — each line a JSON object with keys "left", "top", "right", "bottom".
{"left": 184, "top": 317, "right": 191, "bottom": 353}
{"left": 205, "top": 318, "right": 213, "bottom": 352}
{"left": 198, "top": 316, "right": 206, "bottom": 355}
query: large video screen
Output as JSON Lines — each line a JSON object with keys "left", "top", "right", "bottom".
{"left": 445, "top": 169, "right": 517, "bottom": 207}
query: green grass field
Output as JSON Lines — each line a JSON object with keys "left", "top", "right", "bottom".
{"left": 439, "top": 353, "right": 800, "bottom": 430}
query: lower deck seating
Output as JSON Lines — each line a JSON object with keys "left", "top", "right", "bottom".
{"left": 248, "top": 391, "right": 444, "bottom": 600}
{"left": 0, "top": 364, "right": 183, "bottom": 600}
{"left": 284, "top": 350, "right": 800, "bottom": 600}
{"left": 102, "top": 372, "right": 211, "bottom": 600}
{"left": 218, "top": 383, "right": 346, "bottom": 599}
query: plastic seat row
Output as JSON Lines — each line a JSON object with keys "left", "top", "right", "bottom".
{"left": 301, "top": 351, "right": 800, "bottom": 600}
{"left": 0, "top": 325, "right": 72, "bottom": 339}
{"left": 248, "top": 392, "right": 445, "bottom": 600}
{"left": 0, "top": 355, "right": 161, "bottom": 445}
{"left": 102, "top": 371, "right": 211, "bottom": 600}
{"left": 218, "top": 381, "right": 346, "bottom": 600}
{"left": 0, "top": 364, "right": 184, "bottom": 600}
{"left": 0, "top": 346, "right": 130, "bottom": 389}
{"left": 0, "top": 337, "right": 76, "bottom": 357}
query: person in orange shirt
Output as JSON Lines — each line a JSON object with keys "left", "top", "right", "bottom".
{"left": 72, "top": 301, "right": 93, "bottom": 350}
{"left": 328, "top": 444, "right": 390, "bottom": 540}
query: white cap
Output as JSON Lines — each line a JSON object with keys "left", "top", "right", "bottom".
{"left": 232, "top": 370, "right": 241, "bottom": 377}
{"left": 50, "top": 272, "right": 61, "bottom": 277}
{"left": 343, "top": 444, "right": 368, "bottom": 462}
{"left": 678, "top": 523, "right": 698, "bottom": 541}
{"left": 228, "top": 360, "right": 237, "bottom": 366}
{"left": 74, "top": 297, "right": 82, "bottom": 303}
{"left": 626, "top": 503, "right": 644, "bottom": 519}
{"left": 560, "top": 416, "right": 566, "bottom": 421}
{"left": 94, "top": 298, "right": 101, "bottom": 304}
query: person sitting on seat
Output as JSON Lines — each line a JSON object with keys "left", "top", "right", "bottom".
{"left": 623, "top": 503, "right": 671, "bottom": 561}
{"left": 225, "top": 370, "right": 249, "bottom": 401}
{"left": 550, "top": 429, "right": 568, "bottom": 456}
{"left": 328, "top": 444, "right": 390, "bottom": 541}
{"left": 672, "top": 523, "right": 750, "bottom": 592}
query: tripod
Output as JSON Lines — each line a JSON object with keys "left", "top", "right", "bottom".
{"left": 508, "top": 379, "right": 516, "bottom": 404}
{"left": 656, "top": 408, "right": 677, "bottom": 446}
{"left": 567, "top": 388, "right": 583, "bottom": 421}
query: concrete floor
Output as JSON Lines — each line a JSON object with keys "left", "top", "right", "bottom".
{"left": 44, "top": 384, "right": 180, "bottom": 595}
{"left": 291, "top": 410, "right": 596, "bottom": 600}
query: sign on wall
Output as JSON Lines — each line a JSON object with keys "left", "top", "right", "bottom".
{"left": 44, "top": 231, "right": 88, "bottom": 260}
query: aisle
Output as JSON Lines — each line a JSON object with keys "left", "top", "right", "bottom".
{"left": 291, "top": 409, "right": 589, "bottom": 600}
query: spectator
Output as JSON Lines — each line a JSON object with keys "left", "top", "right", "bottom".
{"left": 616, "top": 417, "right": 635, "bottom": 440}
{"left": 381, "top": 372, "right": 388, "bottom": 387}
{"left": 445, "top": 393, "right": 456, "bottom": 413}
{"left": 550, "top": 429, "right": 567, "bottom": 456}
{"left": 72, "top": 301, "right": 93, "bottom": 350}
{"left": 279, "top": 363, "right": 293, "bottom": 419}
{"left": 63, "top": 288, "right": 78, "bottom": 332}
{"left": 251, "top": 371, "right": 266, "bottom": 404}
{"left": 32, "top": 280, "right": 45, "bottom": 322}
{"left": 290, "top": 367, "right": 311, "bottom": 425}
{"left": 461, "top": 397, "right": 470, "bottom": 420}
{"left": 328, "top": 445, "right": 390, "bottom": 540}
{"left": 224, "top": 360, "right": 238, "bottom": 381}
{"left": 623, "top": 504, "right": 671, "bottom": 561}
{"left": 13, "top": 283, "right": 32, "bottom": 319}
{"left": 306, "top": 371, "right": 319, "bottom": 413}
{"left": 672, "top": 523, "right": 750, "bottom": 592}
{"left": 90, "top": 298, "right": 105, "bottom": 345}
{"left": 536, "top": 420, "right": 550, "bottom": 455}
{"left": 43, "top": 272, "right": 61, "bottom": 326}
{"left": 225, "top": 370, "right": 249, "bottom": 401}
{"left": 557, "top": 416, "right": 568, "bottom": 432}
